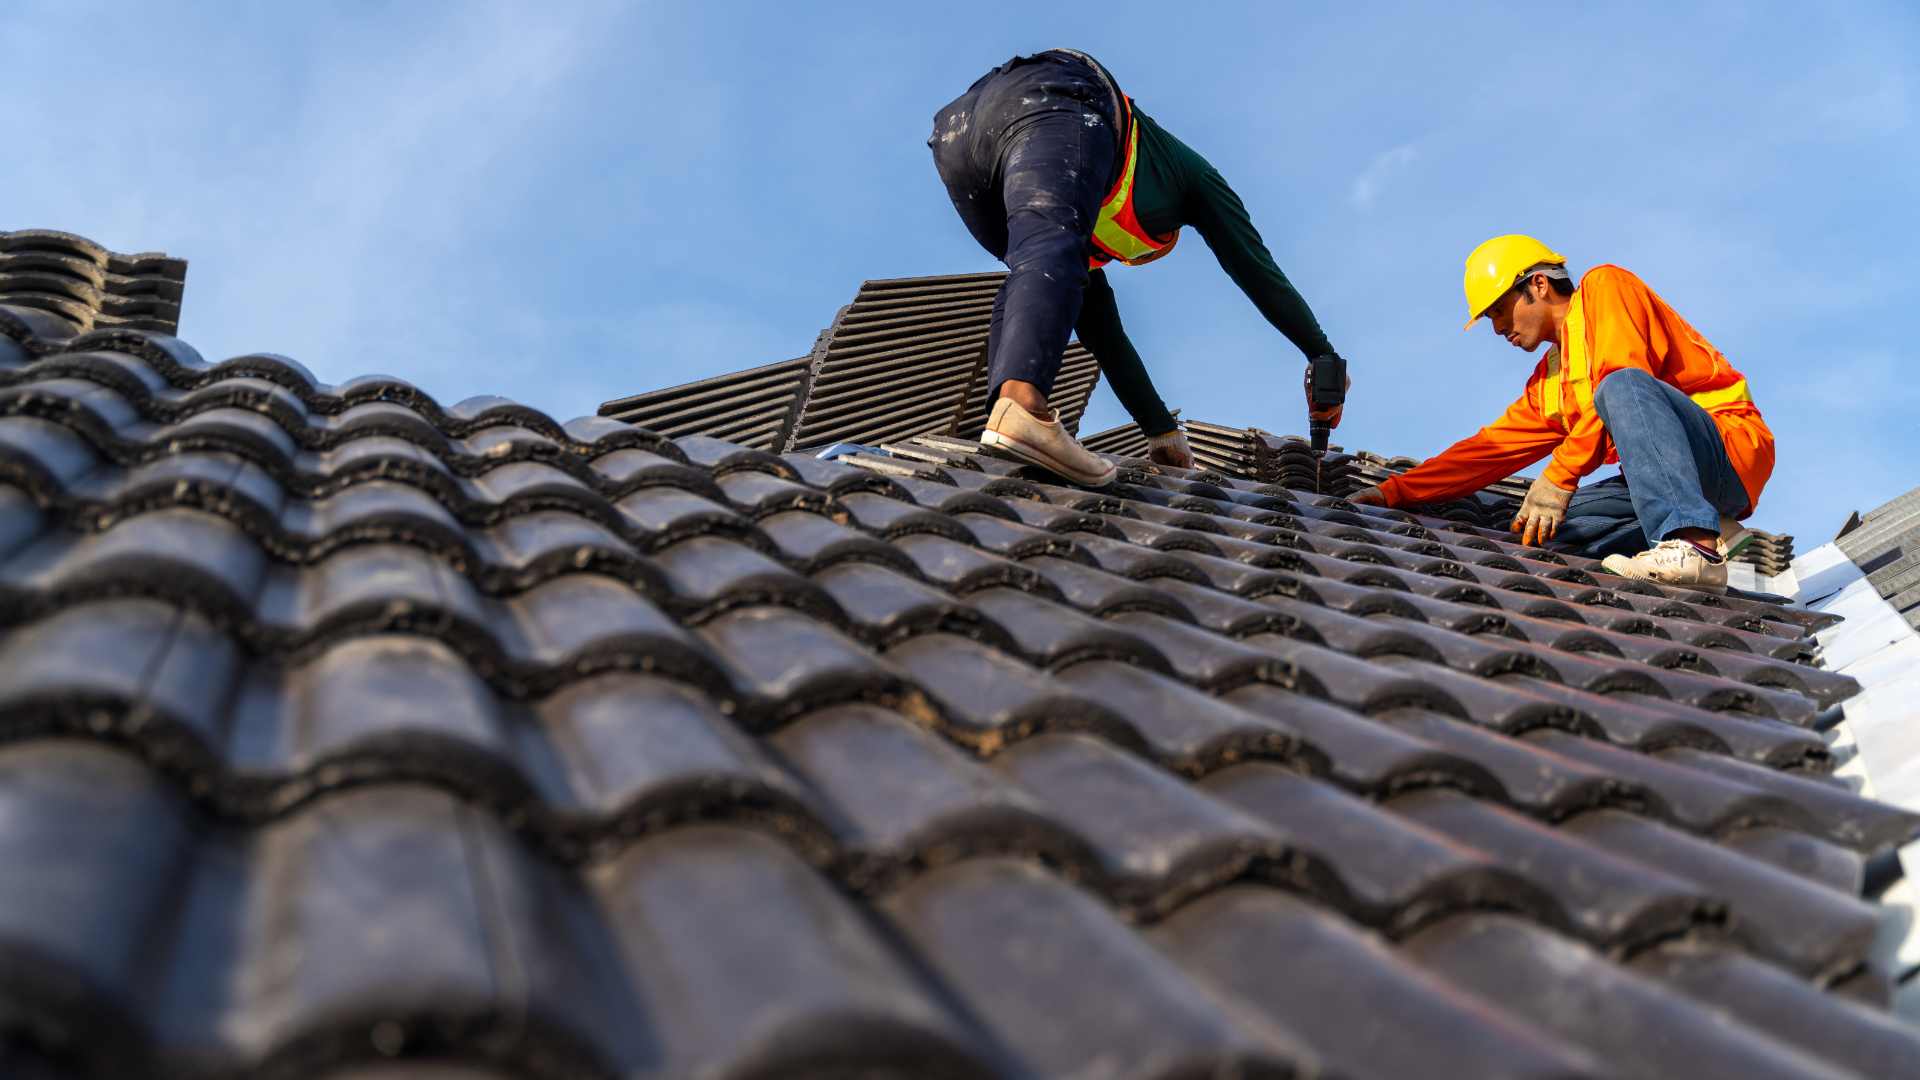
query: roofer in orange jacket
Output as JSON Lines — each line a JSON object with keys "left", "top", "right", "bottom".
{"left": 1349, "top": 235, "right": 1774, "bottom": 591}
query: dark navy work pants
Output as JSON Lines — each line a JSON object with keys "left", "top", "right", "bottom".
{"left": 929, "top": 53, "right": 1117, "bottom": 400}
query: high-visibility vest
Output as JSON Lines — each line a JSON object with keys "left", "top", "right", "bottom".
{"left": 1542, "top": 289, "right": 1753, "bottom": 428}
{"left": 1088, "top": 94, "right": 1181, "bottom": 269}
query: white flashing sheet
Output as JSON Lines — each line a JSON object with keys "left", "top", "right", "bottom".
{"left": 1791, "top": 541, "right": 1920, "bottom": 1014}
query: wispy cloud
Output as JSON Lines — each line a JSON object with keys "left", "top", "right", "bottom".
{"left": 1349, "top": 144, "right": 1419, "bottom": 210}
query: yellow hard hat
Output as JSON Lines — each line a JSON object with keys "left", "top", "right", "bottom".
{"left": 1462, "top": 234, "right": 1566, "bottom": 329}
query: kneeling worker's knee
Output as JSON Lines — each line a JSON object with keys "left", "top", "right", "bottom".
{"left": 1592, "top": 367, "right": 1658, "bottom": 423}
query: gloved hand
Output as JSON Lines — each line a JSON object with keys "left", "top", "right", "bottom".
{"left": 1147, "top": 428, "right": 1195, "bottom": 469}
{"left": 1303, "top": 361, "right": 1353, "bottom": 430}
{"left": 1347, "top": 485, "right": 1387, "bottom": 507}
{"left": 1511, "top": 474, "right": 1574, "bottom": 546}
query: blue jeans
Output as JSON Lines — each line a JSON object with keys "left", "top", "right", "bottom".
{"left": 1545, "top": 369, "right": 1749, "bottom": 559}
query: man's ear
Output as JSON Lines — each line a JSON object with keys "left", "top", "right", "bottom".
{"left": 1528, "top": 272, "right": 1549, "bottom": 301}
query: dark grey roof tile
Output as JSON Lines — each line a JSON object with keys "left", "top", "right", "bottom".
{"left": 835, "top": 490, "right": 976, "bottom": 541}
{"left": 1388, "top": 790, "right": 1718, "bottom": 948}
{"left": 609, "top": 486, "right": 756, "bottom": 551}
{"left": 0, "top": 414, "right": 109, "bottom": 494}
{"left": 949, "top": 511, "right": 1091, "bottom": 561}
{"left": 1632, "top": 946, "right": 1920, "bottom": 1076}
{"left": 1017, "top": 555, "right": 1194, "bottom": 620}
{"left": 885, "top": 633, "right": 1116, "bottom": 751}
{"left": 771, "top": 704, "right": 1092, "bottom": 891}
{"left": 1655, "top": 747, "right": 1920, "bottom": 851}
{"left": 1158, "top": 548, "right": 1303, "bottom": 597}
{"left": 755, "top": 509, "right": 914, "bottom": 573}
{"left": 1054, "top": 661, "right": 1318, "bottom": 775}
{"left": 599, "top": 826, "right": 1001, "bottom": 1077}
{"left": 1105, "top": 613, "right": 1323, "bottom": 696}
{"left": 712, "top": 469, "right": 833, "bottom": 519}
{"left": 649, "top": 535, "right": 832, "bottom": 620}
{"left": 1536, "top": 732, "right": 1915, "bottom": 849}
{"left": 1406, "top": 914, "right": 1854, "bottom": 1080}
{"left": 1372, "top": 708, "right": 1626, "bottom": 814}
{"left": 668, "top": 434, "right": 796, "bottom": 478}
{"left": 1067, "top": 532, "right": 1213, "bottom": 583}
{"left": 1720, "top": 825, "right": 1866, "bottom": 894}
{"left": 696, "top": 605, "right": 910, "bottom": 725}
{"left": 882, "top": 859, "right": 1311, "bottom": 1077}
{"left": 812, "top": 561, "right": 1007, "bottom": 648}
{"left": 1154, "top": 888, "right": 1603, "bottom": 1080}
{"left": 889, "top": 533, "right": 1057, "bottom": 596}
{"left": 990, "top": 733, "right": 1288, "bottom": 916}
{"left": 965, "top": 587, "right": 1171, "bottom": 672}
{"left": 541, "top": 672, "right": 829, "bottom": 854}
{"left": 1233, "top": 634, "right": 1481, "bottom": 717}
{"left": 1203, "top": 765, "right": 1555, "bottom": 926}
{"left": 1148, "top": 578, "right": 1312, "bottom": 638}
{"left": 0, "top": 742, "right": 199, "bottom": 1071}
{"left": 996, "top": 497, "right": 1120, "bottom": 537}
{"left": 1565, "top": 810, "right": 1879, "bottom": 979}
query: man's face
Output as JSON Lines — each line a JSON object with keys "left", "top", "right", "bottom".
{"left": 1484, "top": 278, "right": 1553, "bottom": 352}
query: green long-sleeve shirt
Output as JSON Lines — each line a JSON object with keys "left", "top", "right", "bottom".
{"left": 1076, "top": 107, "right": 1334, "bottom": 436}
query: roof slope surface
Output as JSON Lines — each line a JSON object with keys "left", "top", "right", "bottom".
{"left": 2, "top": 303, "right": 1919, "bottom": 1078}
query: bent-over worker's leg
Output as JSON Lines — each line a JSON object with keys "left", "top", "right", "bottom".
{"left": 1592, "top": 369, "right": 1748, "bottom": 544}
{"left": 986, "top": 106, "right": 1114, "bottom": 408}
{"left": 1547, "top": 475, "right": 1647, "bottom": 560}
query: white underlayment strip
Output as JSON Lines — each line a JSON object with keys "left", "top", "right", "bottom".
{"left": 1789, "top": 542, "right": 1920, "bottom": 1014}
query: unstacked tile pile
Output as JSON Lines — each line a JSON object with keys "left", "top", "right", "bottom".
{"left": 4, "top": 296, "right": 1919, "bottom": 1079}
{"left": 1741, "top": 529, "right": 1796, "bottom": 577}
{"left": 599, "top": 272, "right": 1100, "bottom": 453}
{"left": 1345, "top": 448, "right": 1526, "bottom": 527}
{"left": 595, "top": 354, "right": 812, "bottom": 450}
{"left": 0, "top": 229, "right": 187, "bottom": 336}
{"left": 1087, "top": 420, "right": 1367, "bottom": 495}
{"left": 1078, "top": 419, "right": 1153, "bottom": 459}
{"left": 1837, "top": 485, "right": 1920, "bottom": 630}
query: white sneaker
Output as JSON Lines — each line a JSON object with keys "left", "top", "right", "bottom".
{"left": 1601, "top": 539, "right": 1728, "bottom": 591}
{"left": 979, "top": 398, "right": 1117, "bottom": 487}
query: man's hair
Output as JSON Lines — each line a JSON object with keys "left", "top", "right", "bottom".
{"left": 1514, "top": 261, "right": 1575, "bottom": 301}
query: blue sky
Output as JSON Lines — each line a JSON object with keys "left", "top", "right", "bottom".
{"left": 5, "top": 1, "right": 1914, "bottom": 543}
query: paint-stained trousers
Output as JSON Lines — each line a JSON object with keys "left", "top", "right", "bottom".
{"left": 929, "top": 52, "right": 1117, "bottom": 401}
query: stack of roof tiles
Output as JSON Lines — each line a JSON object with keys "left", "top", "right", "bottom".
{"left": 1742, "top": 530, "right": 1797, "bottom": 577}
{"left": 1836, "top": 486, "right": 1920, "bottom": 631}
{"left": 4, "top": 282, "right": 1920, "bottom": 1078}
{"left": 0, "top": 229, "right": 187, "bottom": 337}
{"left": 598, "top": 272, "right": 1100, "bottom": 452}
{"left": 1087, "top": 420, "right": 1367, "bottom": 495}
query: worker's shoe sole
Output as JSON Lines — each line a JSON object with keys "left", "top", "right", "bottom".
{"left": 979, "top": 428, "right": 1118, "bottom": 487}
{"left": 980, "top": 398, "right": 1117, "bottom": 488}
{"left": 1600, "top": 539, "right": 1729, "bottom": 593}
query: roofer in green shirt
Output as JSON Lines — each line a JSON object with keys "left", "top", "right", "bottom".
{"left": 930, "top": 48, "right": 1349, "bottom": 486}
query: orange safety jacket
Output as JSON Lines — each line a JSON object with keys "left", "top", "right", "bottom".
{"left": 1087, "top": 93, "right": 1181, "bottom": 269}
{"left": 1377, "top": 265, "right": 1774, "bottom": 518}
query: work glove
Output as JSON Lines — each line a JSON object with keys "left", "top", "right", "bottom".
{"left": 1511, "top": 474, "right": 1574, "bottom": 547}
{"left": 1147, "top": 428, "right": 1195, "bottom": 469}
{"left": 1303, "top": 361, "right": 1353, "bottom": 430}
{"left": 1347, "top": 485, "right": 1387, "bottom": 507}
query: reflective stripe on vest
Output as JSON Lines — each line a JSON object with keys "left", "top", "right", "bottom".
{"left": 1543, "top": 290, "right": 1753, "bottom": 428}
{"left": 1088, "top": 96, "right": 1180, "bottom": 269}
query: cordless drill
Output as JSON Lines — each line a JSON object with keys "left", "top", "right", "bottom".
{"left": 1307, "top": 352, "right": 1347, "bottom": 454}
